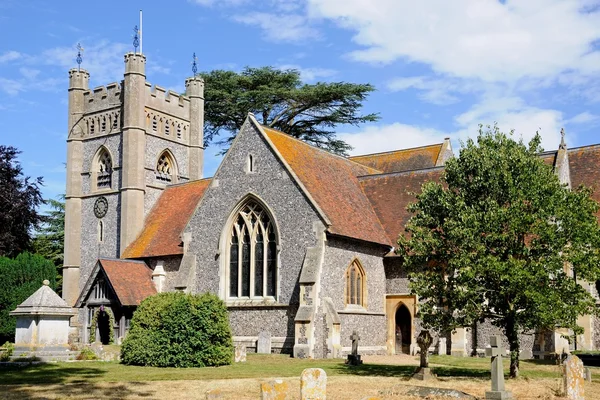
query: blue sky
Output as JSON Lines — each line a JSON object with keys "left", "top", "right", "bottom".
{"left": 1, "top": 0, "right": 599, "bottom": 204}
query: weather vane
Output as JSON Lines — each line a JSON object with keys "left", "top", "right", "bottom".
{"left": 133, "top": 25, "right": 140, "bottom": 53}
{"left": 76, "top": 43, "right": 83, "bottom": 72}
{"left": 192, "top": 53, "right": 198, "bottom": 77}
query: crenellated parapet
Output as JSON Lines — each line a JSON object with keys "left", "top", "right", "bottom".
{"left": 145, "top": 82, "right": 190, "bottom": 120}
{"left": 82, "top": 82, "right": 122, "bottom": 114}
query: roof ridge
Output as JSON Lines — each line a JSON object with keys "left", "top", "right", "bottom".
{"left": 261, "top": 125, "right": 382, "bottom": 174}
{"left": 349, "top": 143, "right": 444, "bottom": 159}
{"left": 100, "top": 257, "right": 147, "bottom": 264}
{"left": 567, "top": 143, "right": 600, "bottom": 152}
{"left": 357, "top": 165, "right": 446, "bottom": 180}
{"left": 165, "top": 177, "right": 212, "bottom": 188}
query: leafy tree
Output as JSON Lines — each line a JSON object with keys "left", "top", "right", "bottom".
{"left": 32, "top": 196, "right": 65, "bottom": 294}
{"left": 397, "top": 126, "right": 600, "bottom": 378}
{"left": 0, "top": 252, "right": 57, "bottom": 342}
{"left": 201, "top": 66, "right": 379, "bottom": 155}
{"left": 0, "top": 145, "right": 44, "bottom": 257}
{"left": 121, "top": 292, "right": 233, "bottom": 367}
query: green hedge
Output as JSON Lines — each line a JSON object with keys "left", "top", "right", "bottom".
{"left": 0, "top": 252, "right": 57, "bottom": 342}
{"left": 120, "top": 292, "right": 233, "bottom": 367}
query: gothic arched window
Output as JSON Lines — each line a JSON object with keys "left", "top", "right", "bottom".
{"left": 345, "top": 259, "right": 365, "bottom": 307}
{"left": 96, "top": 148, "right": 112, "bottom": 189}
{"left": 228, "top": 200, "right": 277, "bottom": 299}
{"left": 155, "top": 151, "right": 176, "bottom": 183}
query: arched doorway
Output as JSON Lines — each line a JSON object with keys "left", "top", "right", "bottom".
{"left": 97, "top": 309, "right": 111, "bottom": 345}
{"left": 395, "top": 304, "right": 412, "bottom": 354}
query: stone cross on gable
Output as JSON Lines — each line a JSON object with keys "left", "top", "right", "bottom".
{"left": 485, "top": 336, "right": 513, "bottom": 400}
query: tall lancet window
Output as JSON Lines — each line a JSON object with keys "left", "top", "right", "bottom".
{"left": 97, "top": 149, "right": 112, "bottom": 189}
{"left": 155, "top": 151, "right": 176, "bottom": 183}
{"left": 346, "top": 259, "right": 365, "bottom": 307}
{"left": 228, "top": 200, "right": 277, "bottom": 299}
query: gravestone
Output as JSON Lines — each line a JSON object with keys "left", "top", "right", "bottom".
{"left": 205, "top": 388, "right": 223, "bottom": 400}
{"left": 438, "top": 337, "right": 447, "bottom": 355}
{"left": 519, "top": 348, "right": 533, "bottom": 360}
{"left": 257, "top": 331, "right": 272, "bottom": 354}
{"left": 346, "top": 330, "right": 362, "bottom": 366}
{"left": 300, "top": 368, "right": 327, "bottom": 400}
{"left": 234, "top": 344, "right": 247, "bottom": 362}
{"left": 563, "top": 354, "right": 584, "bottom": 400}
{"left": 485, "top": 336, "right": 513, "bottom": 400}
{"left": 413, "top": 330, "right": 434, "bottom": 381}
{"left": 261, "top": 379, "right": 290, "bottom": 400}
{"left": 584, "top": 367, "right": 592, "bottom": 382}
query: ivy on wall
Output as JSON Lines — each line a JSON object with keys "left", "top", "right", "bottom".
{"left": 89, "top": 307, "right": 115, "bottom": 344}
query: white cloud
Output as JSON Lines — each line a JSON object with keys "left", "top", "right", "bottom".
{"left": 339, "top": 123, "right": 449, "bottom": 155}
{"left": 233, "top": 12, "right": 319, "bottom": 43}
{"left": 278, "top": 64, "right": 336, "bottom": 82}
{"left": 0, "top": 50, "right": 21, "bottom": 63}
{"left": 308, "top": 0, "right": 600, "bottom": 84}
{"left": 567, "top": 111, "right": 599, "bottom": 125}
{"left": 43, "top": 41, "right": 130, "bottom": 85}
{"left": 387, "top": 76, "right": 478, "bottom": 105}
{"left": 0, "top": 78, "right": 23, "bottom": 95}
{"left": 19, "top": 67, "right": 40, "bottom": 80}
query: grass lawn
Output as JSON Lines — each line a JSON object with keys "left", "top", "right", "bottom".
{"left": 1, "top": 354, "right": 599, "bottom": 399}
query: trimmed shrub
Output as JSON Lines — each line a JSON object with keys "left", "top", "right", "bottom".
{"left": 120, "top": 292, "right": 233, "bottom": 367}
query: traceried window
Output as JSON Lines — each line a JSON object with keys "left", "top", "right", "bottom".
{"left": 97, "top": 149, "right": 112, "bottom": 189}
{"left": 155, "top": 151, "right": 175, "bottom": 183}
{"left": 228, "top": 200, "right": 277, "bottom": 299}
{"left": 345, "top": 259, "right": 365, "bottom": 307}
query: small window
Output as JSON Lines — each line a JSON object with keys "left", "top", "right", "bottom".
{"left": 98, "top": 220, "right": 104, "bottom": 242}
{"left": 247, "top": 154, "right": 254, "bottom": 173}
{"left": 152, "top": 116, "right": 158, "bottom": 133}
{"left": 155, "top": 151, "right": 176, "bottom": 183}
{"left": 346, "top": 259, "right": 365, "bottom": 307}
{"left": 176, "top": 124, "right": 182, "bottom": 139}
{"left": 97, "top": 149, "right": 112, "bottom": 189}
{"left": 89, "top": 120, "right": 95, "bottom": 135}
{"left": 101, "top": 116, "right": 106, "bottom": 133}
{"left": 112, "top": 114, "right": 118, "bottom": 130}
{"left": 165, "top": 121, "right": 170, "bottom": 135}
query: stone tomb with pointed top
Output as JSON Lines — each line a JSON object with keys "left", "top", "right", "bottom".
{"left": 10, "top": 280, "right": 77, "bottom": 361}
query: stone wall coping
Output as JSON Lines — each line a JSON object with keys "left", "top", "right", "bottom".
{"left": 337, "top": 309, "right": 385, "bottom": 316}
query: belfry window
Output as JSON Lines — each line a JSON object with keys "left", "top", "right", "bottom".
{"left": 155, "top": 151, "right": 176, "bottom": 183}
{"left": 228, "top": 200, "right": 277, "bottom": 299}
{"left": 97, "top": 149, "right": 112, "bottom": 189}
{"left": 345, "top": 259, "right": 365, "bottom": 307}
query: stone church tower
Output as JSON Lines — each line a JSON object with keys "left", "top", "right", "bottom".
{"left": 63, "top": 52, "right": 205, "bottom": 313}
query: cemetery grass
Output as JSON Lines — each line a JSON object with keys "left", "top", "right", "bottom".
{"left": 2, "top": 354, "right": 600, "bottom": 399}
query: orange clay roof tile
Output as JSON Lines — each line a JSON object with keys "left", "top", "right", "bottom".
{"left": 359, "top": 168, "right": 445, "bottom": 245}
{"left": 349, "top": 144, "right": 443, "bottom": 173}
{"left": 262, "top": 126, "right": 392, "bottom": 246}
{"left": 122, "top": 179, "right": 211, "bottom": 258}
{"left": 99, "top": 259, "right": 156, "bottom": 306}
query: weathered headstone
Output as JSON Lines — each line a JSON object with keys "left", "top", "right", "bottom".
{"left": 261, "top": 379, "right": 290, "bottom": 400}
{"left": 300, "top": 368, "right": 327, "bottom": 400}
{"left": 234, "top": 344, "right": 247, "bottom": 362}
{"left": 413, "top": 330, "right": 435, "bottom": 381}
{"left": 257, "top": 331, "right": 272, "bottom": 354}
{"left": 584, "top": 367, "right": 592, "bottom": 382}
{"left": 346, "top": 330, "right": 362, "bottom": 366}
{"left": 485, "top": 336, "right": 513, "bottom": 400}
{"left": 519, "top": 348, "right": 533, "bottom": 360}
{"left": 205, "top": 388, "right": 223, "bottom": 400}
{"left": 438, "top": 337, "right": 447, "bottom": 355}
{"left": 563, "top": 354, "right": 585, "bottom": 400}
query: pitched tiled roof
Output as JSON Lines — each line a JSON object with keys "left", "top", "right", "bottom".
{"left": 100, "top": 259, "right": 156, "bottom": 306}
{"left": 569, "top": 145, "right": 600, "bottom": 219}
{"left": 359, "top": 168, "right": 445, "bottom": 245}
{"left": 261, "top": 126, "right": 392, "bottom": 246}
{"left": 349, "top": 144, "right": 444, "bottom": 173}
{"left": 122, "top": 179, "right": 211, "bottom": 258}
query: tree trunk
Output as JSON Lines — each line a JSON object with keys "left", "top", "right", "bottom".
{"left": 506, "top": 317, "right": 520, "bottom": 378}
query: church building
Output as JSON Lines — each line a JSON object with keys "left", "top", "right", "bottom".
{"left": 63, "top": 51, "right": 600, "bottom": 359}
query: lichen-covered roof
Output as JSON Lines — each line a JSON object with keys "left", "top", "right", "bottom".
{"left": 11, "top": 281, "right": 75, "bottom": 316}
{"left": 359, "top": 168, "right": 445, "bottom": 245}
{"left": 122, "top": 179, "right": 211, "bottom": 258}
{"left": 569, "top": 145, "right": 600, "bottom": 219}
{"left": 261, "top": 126, "right": 392, "bottom": 246}
{"left": 349, "top": 144, "right": 444, "bottom": 173}
{"left": 99, "top": 259, "right": 156, "bottom": 306}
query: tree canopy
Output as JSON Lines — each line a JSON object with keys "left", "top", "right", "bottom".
{"left": 201, "top": 66, "right": 378, "bottom": 155}
{"left": 0, "top": 145, "right": 44, "bottom": 257}
{"left": 397, "top": 126, "right": 600, "bottom": 378}
{"left": 32, "top": 196, "right": 65, "bottom": 294}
